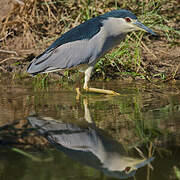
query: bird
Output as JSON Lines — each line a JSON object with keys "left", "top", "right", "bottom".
{"left": 27, "top": 9, "right": 156, "bottom": 95}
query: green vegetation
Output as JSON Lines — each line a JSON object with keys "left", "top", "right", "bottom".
{"left": 174, "top": 166, "right": 180, "bottom": 180}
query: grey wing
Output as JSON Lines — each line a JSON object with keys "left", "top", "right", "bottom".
{"left": 27, "top": 39, "right": 95, "bottom": 75}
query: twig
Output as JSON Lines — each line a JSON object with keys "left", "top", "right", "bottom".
{"left": 159, "top": 62, "right": 172, "bottom": 67}
{"left": 0, "top": 57, "right": 22, "bottom": 64}
{"left": 140, "top": 40, "right": 157, "bottom": 59}
{"left": 132, "top": 32, "right": 158, "bottom": 59}
{"left": 134, "top": 146, "right": 146, "bottom": 159}
{"left": 13, "top": 0, "right": 24, "bottom": 5}
{"left": 0, "top": 32, "right": 13, "bottom": 42}
{"left": 44, "top": 0, "right": 58, "bottom": 22}
{"left": 74, "top": 13, "right": 81, "bottom": 27}
{"left": 0, "top": 49, "right": 19, "bottom": 56}
{"left": 0, "top": 66, "right": 6, "bottom": 72}
{"left": 172, "top": 63, "right": 180, "bottom": 79}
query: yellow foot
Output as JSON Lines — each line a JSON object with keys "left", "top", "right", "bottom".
{"left": 84, "top": 87, "right": 120, "bottom": 95}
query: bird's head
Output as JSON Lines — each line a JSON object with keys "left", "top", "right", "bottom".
{"left": 105, "top": 156, "right": 155, "bottom": 179}
{"left": 101, "top": 9, "right": 157, "bottom": 36}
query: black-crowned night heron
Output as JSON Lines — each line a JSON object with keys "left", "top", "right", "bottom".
{"left": 27, "top": 9, "right": 156, "bottom": 95}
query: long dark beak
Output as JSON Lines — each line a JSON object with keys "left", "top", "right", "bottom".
{"left": 133, "top": 20, "right": 157, "bottom": 36}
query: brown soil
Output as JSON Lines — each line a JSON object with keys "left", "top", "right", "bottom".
{"left": 0, "top": 0, "right": 180, "bottom": 81}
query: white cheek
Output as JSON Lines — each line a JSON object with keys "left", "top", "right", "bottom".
{"left": 102, "top": 17, "right": 135, "bottom": 35}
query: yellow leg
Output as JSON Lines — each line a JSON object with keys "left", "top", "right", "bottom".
{"left": 83, "top": 66, "right": 120, "bottom": 95}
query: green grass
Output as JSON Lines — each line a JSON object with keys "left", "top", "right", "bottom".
{"left": 32, "top": 74, "right": 50, "bottom": 91}
{"left": 174, "top": 166, "right": 180, "bottom": 180}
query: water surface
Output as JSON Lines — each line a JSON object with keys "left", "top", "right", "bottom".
{"left": 0, "top": 77, "right": 180, "bottom": 180}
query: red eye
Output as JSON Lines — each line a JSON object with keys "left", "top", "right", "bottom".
{"left": 125, "top": 166, "right": 131, "bottom": 173}
{"left": 125, "top": 17, "right": 131, "bottom": 23}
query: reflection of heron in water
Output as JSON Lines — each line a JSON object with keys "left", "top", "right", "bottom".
{"left": 28, "top": 99, "right": 154, "bottom": 179}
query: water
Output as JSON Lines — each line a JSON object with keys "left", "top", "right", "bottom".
{"left": 0, "top": 76, "right": 180, "bottom": 180}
